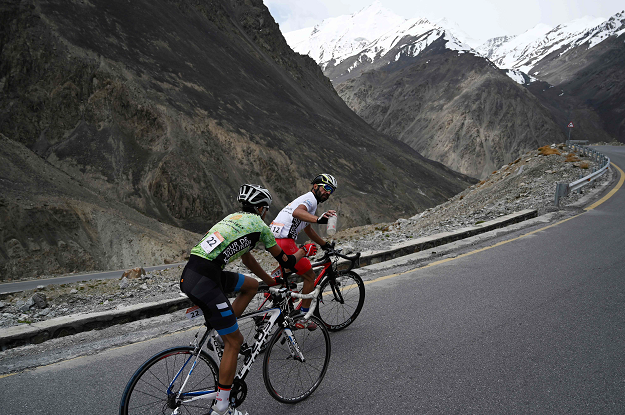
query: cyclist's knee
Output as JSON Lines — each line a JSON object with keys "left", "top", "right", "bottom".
{"left": 301, "top": 269, "right": 315, "bottom": 283}
{"left": 240, "top": 276, "right": 259, "bottom": 295}
{"left": 222, "top": 330, "right": 244, "bottom": 350}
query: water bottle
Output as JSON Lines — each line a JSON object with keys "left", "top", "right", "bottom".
{"left": 326, "top": 214, "right": 337, "bottom": 236}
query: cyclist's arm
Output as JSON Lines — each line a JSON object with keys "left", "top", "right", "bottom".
{"left": 245, "top": 245, "right": 306, "bottom": 283}
{"left": 293, "top": 204, "right": 337, "bottom": 224}
{"left": 292, "top": 204, "right": 318, "bottom": 223}
{"left": 241, "top": 252, "right": 276, "bottom": 285}
{"left": 266, "top": 244, "right": 306, "bottom": 263}
{"left": 303, "top": 225, "right": 327, "bottom": 247}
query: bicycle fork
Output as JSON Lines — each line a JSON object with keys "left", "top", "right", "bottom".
{"left": 281, "top": 327, "right": 306, "bottom": 362}
{"left": 329, "top": 277, "right": 345, "bottom": 304}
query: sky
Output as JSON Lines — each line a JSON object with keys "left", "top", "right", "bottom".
{"left": 263, "top": 0, "right": 625, "bottom": 42}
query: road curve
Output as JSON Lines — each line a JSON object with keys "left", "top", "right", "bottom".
{"left": 0, "top": 147, "right": 623, "bottom": 414}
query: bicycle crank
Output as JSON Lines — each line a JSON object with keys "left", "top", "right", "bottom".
{"left": 230, "top": 378, "right": 248, "bottom": 408}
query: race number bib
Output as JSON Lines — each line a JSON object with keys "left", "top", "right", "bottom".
{"left": 185, "top": 305, "right": 204, "bottom": 320}
{"left": 200, "top": 231, "right": 224, "bottom": 254}
{"left": 270, "top": 222, "right": 285, "bottom": 237}
{"left": 270, "top": 266, "right": 284, "bottom": 279}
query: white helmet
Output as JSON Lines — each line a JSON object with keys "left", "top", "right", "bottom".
{"left": 311, "top": 173, "right": 337, "bottom": 190}
{"left": 237, "top": 184, "right": 272, "bottom": 207}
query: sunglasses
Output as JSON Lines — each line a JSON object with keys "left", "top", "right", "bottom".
{"left": 320, "top": 184, "right": 335, "bottom": 194}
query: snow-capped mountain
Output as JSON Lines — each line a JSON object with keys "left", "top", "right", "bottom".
{"left": 477, "top": 13, "right": 624, "bottom": 73}
{"left": 282, "top": 2, "right": 625, "bottom": 167}
{"left": 325, "top": 16, "right": 471, "bottom": 84}
{"left": 286, "top": 3, "right": 624, "bottom": 82}
{"left": 475, "top": 23, "right": 553, "bottom": 68}
{"left": 285, "top": 1, "right": 405, "bottom": 69}
{"left": 432, "top": 17, "right": 484, "bottom": 48}
{"left": 341, "top": 16, "right": 467, "bottom": 66}
{"left": 284, "top": 1, "right": 472, "bottom": 83}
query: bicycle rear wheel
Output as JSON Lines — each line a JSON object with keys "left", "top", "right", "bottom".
{"left": 262, "top": 316, "right": 331, "bottom": 403}
{"left": 119, "top": 346, "right": 219, "bottom": 415}
{"left": 315, "top": 270, "right": 365, "bottom": 331}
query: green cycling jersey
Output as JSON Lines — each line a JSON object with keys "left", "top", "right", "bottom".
{"left": 190, "top": 212, "right": 277, "bottom": 268}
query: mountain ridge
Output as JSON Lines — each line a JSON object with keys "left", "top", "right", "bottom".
{"left": 0, "top": 0, "right": 475, "bottom": 280}
{"left": 286, "top": 3, "right": 625, "bottom": 179}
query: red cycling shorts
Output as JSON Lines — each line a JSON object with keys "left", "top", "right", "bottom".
{"left": 275, "top": 238, "right": 312, "bottom": 275}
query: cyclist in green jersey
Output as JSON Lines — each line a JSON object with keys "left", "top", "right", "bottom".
{"left": 180, "top": 184, "right": 310, "bottom": 415}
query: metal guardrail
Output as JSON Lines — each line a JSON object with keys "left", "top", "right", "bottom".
{"left": 555, "top": 142, "right": 611, "bottom": 206}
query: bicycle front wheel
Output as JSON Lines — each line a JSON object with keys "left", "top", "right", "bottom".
{"left": 262, "top": 316, "right": 331, "bottom": 403}
{"left": 119, "top": 346, "right": 219, "bottom": 415}
{"left": 315, "top": 270, "right": 365, "bottom": 331}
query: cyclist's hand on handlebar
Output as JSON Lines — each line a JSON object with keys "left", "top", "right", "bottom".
{"left": 271, "top": 276, "right": 285, "bottom": 286}
{"left": 320, "top": 241, "right": 334, "bottom": 251}
{"left": 300, "top": 243, "right": 318, "bottom": 257}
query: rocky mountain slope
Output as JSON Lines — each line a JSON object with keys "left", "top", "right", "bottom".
{"left": 0, "top": 142, "right": 614, "bottom": 329}
{"left": 287, "top": 5, "right": 625, "bottom": 180}
{"left": 335, "top": 40, "right": 563, "bottom": 179}
{"left": 477, "top": 11, "right": 625, "bottom": 143}
{"left": 0, "top": 134, "right": 199, "bottom": 280}
{"left": 286, "top": 3, "right": 565, "bottom": 179}
{"left": 526, "top": 13, "right": 625, "bottom": 142}
{"left": 0, "top": 0, "right": 475, "bottom": 280}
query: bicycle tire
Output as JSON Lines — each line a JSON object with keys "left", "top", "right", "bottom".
{"left": 262, "top": 316, "right": 331, "bottom": 403}
{"left": 314, "top": 270, "right": 365, "bottom": 331}
{"left": 119, "top": 346, "right": 219, "bottom": 415}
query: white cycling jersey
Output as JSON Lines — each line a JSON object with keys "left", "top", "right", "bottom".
{"left": 270, "top": 191, "right": 318, "bottom": 240}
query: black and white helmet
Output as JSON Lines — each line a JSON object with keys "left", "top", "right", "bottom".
{"left": 237, "top": 184, "right": 272, "bottom": 207}
{"left": 311, "top": 173, "right": 337, "bottom": 190}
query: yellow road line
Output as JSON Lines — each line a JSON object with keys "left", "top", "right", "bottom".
{"left": 365, "top": 161, "right": 623, "bottom": 285}
{"left": 585, "top": 162, "right": 624, "bottom": 210}
{"left": 363, "top": 213, "right": 584, "bottom": 285}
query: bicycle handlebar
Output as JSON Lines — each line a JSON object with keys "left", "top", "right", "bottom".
{"left": 311, "top": 247, "right": 361, "bottom": 271}
{"left": 268, "top": 284, "right": 321, "bottom": 300}
{"left": 268, "top": 285, "right": 321, "bottom": 319}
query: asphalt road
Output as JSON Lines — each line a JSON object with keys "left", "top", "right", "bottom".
{"left": 0, "top": 263, "right": 185, "bottom": 294}
{"left": 1, "top": 146, "right": 623, "bottom": 414}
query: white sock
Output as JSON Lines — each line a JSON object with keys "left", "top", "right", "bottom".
{"left": 215, "top": 386, "right": 231, "bottom": 412}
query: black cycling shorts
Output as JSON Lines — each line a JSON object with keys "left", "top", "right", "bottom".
{"left": 179, "top": 255, "right": 245, "bottom": 335}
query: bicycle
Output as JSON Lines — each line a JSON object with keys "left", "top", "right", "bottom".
{"left": 119, "top": 284, "right": 330, "bottom": 414}
{"left": 265, "top": 243, "right": 365, "bottom": 332}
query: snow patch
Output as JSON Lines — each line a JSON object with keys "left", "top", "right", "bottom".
{"left": 505, "top": 69, "right": 536, "bottom": 85}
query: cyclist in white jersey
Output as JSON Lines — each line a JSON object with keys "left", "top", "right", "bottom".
{"left": 270, "top": 174, "right": 337, "bottom": 328}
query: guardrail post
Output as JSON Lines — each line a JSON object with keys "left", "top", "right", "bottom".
{"left": 578, "top": 174, "right": 582, "bottom": 194}
{"left": 554, "top": 182, "right": 569, "bottom": 207}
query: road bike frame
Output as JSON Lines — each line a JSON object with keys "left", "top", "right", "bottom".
{"left": 155, "top": 285, "right": 322, "bottom": 411}
{"left": 264, "top": 246, "right": 361, "bottom": 312}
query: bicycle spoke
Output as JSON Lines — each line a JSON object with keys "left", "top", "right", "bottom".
{"left": 262, "top": 317, "right": 331, "bottom": 403}
{"left": 316, "top": 271, "right": 365, "bottom": 331}
{"left": 120, "top": 348, "right": 218, "bottom": 415}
